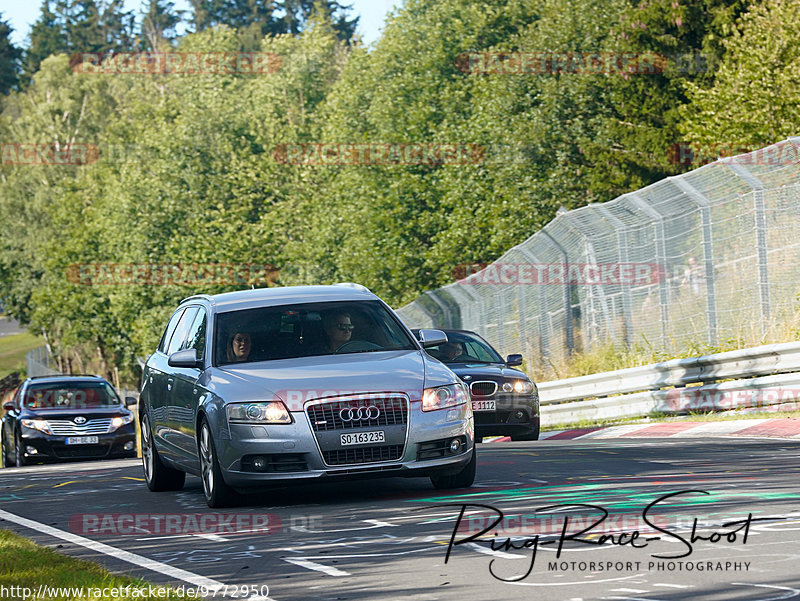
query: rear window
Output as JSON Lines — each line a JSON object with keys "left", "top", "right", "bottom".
{"left": 23, "top": 381, "right": 121, "bottom": 410}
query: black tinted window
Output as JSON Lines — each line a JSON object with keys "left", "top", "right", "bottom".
{"left": 425, "top": 331, "right": 503, "bottom": 363}
{"left": 24, "top": 381, "right": 120, "bottom": 410}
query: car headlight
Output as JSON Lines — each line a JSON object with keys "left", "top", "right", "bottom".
{"left": 513, "top": 380, "right": 535, "bottom": 394}
{"left": 110, "top": 415, "right": 135, "bottom": 430}
{"left": 227, "top": 401, "right": 292, "bottom": 424}
{"left": 21, "top": 419, "right": 52, "bottom": 434}
{"left": 422, "top": 383, "right": 469, "bottom": 412}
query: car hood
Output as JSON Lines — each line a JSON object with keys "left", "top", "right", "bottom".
{"left": 445, "top": 363, "right": 531, "bottom": 382}
{"left": 208, "top": 350, "right": 458, "bottom": 410}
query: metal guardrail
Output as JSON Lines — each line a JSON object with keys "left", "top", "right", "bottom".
{"left": 538, "top": 341, "right": 800, "bottom": 426}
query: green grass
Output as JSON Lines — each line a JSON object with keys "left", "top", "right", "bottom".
{"left": 0, "top": 332, "right": 42, "bottom": 379}
{"left": 0, "top": 529, "right": 184, "bottom": 600}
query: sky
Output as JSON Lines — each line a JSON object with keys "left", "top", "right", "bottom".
{"left": 0, "top": 0, "right": 399, "bottom": 48}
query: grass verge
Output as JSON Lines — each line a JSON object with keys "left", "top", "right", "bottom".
{"left": 542, "top": 408, "right": 800, "bottom": 432}
{"left": 0, "top": 528, "right": 187, "bottom": 600}
{"left": 0, "top": 332, "right": 42, "bottom": 379}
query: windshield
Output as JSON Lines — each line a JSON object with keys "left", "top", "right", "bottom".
{"left": 23, "top": 381, "right": 121, "bottom": 410}
{"left": 214, "top": 300, "right": 417, "bottom": 365}
{"left": 424, "top": 331, "right": 503, "bottom": 364}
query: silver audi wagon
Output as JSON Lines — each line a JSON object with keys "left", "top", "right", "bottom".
{"left": 139, "top": 285, "right": 475, "bottom": 507}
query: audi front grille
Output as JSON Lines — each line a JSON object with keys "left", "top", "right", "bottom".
{"left": 470, "top": 381, "right": 498, "bottom": 397}
{"left": 306, "top": 395, "right": 408, "bottom": 432}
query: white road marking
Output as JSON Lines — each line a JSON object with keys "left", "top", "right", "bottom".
{"left": 282, "top": 558, "right": 350, "bottom": 576}
{"left": 731, "top": 583, "right": 800, "bottom": 600}
{"left": 0, "top": 508, "right": 274, "bottom": 600}
{"left": 610, "top": 590, "right": 649, "bottom": 594}
{"left": 362, "top": 519, "right": 397, "bottom": 527}
{"left": 652, "top": 583, "right": 690, "bottom": 588}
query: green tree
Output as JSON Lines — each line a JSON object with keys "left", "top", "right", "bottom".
{"left": 0, "top": 14, "right": 21, "bottom": 94}
{"left": 140, "top": 0, "right": 184, "bottom": 50}
{"left": 22, "top": 1, "right": 65, "bottom": 84}
{"left": 681, "top": 0, "right": 800, "bottom": 148}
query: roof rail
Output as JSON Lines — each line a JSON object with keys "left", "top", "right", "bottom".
{"left": 26, "top": 373, "right": 103, "bottom": 380}
{"left": 179, "top": 293, "right": 214, "bottom": 305}
{"left": 332, "top": 282, "right": 372, "bottom": 293}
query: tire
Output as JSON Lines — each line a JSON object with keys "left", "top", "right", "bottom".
{"left": 141, "top": 413, "right": 185, "bottom": 492}
{"left": 1, "top": 432, "right": 14, "bottom": 467}
{"left": 511, "top": 423, "right": 540, "bottom": 442}
{"left": 198, "top": 420, "right": 239, "bottom": 508}
{"left": 15, "top": 431, "right": 27, "bottom": 467}
{"left": 430, "top": 446, "right": 477, "bottom": 490}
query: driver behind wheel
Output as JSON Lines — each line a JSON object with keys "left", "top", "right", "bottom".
{"left": 322, "top": 311, "right": 353, "bottom": 352}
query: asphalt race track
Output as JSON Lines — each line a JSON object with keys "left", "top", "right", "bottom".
{"left": 1, "top": 437, "right": 800, "bottom": 601}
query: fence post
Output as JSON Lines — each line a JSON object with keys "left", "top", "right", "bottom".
{"left": 423, "top": 291, "right": 453, "bottom": 328}
{"left": 592, "top": 204, "right": 633, "bottom": 346}
{"left": 541, "top": 230, "right": 574, "bottom": 355}
{"left": 672, "top": 177, "right": 719, "bottom": 346}
{"left": 723, "top": 161, "right": 770, "bottom": 339}
{"left": 517, "top": 245, "right": 549, "bottom": 359}
{"left": 626, "top": 193, "right": 671, "bottom": 351}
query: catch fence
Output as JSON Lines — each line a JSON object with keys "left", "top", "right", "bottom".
{"left": 396, "top": 138, "right": 800, "bottom": 378}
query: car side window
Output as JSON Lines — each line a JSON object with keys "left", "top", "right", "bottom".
{"left": 180, "top": 308, "right": 207, "bottom": 357}
{"left": 158, "top": 309, "right": 185, "bottom": 354}
{"left": 165, "top": 307, "right": 199, "bottom": 356}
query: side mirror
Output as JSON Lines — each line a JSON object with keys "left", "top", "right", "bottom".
{"left": 417, "top": 329, "right": 448, "bottom": 349}
{"left": 168, "top": 349, "right": 203, "bottom": 369}
{"left": 2, "top": 400, "right": 14, "bottom": 412}
{"left": 506, "top": 354, "right": 523, "bottom": 367}
{"left": 124, "top": 396, "right": 137, "bottom": 407}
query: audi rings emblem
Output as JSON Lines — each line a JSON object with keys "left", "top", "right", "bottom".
{"left": 339, "top": 406, "right": 381, "bottom": 421}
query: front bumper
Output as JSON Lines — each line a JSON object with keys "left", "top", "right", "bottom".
{"left": 19, "top": 425, "right": 137, "bottom": 462}
{"left": 472, "top": 393, "right": 539, "bottom": 437}
{"left": 217, "top": 399, "right": 474, "bottom": 489}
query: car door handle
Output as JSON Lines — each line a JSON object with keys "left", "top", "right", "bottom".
{"left": 167, "top": 377, "right": 173, "bottom": 391}
{"left": 193, "top": 388, "right": 198, "bottom": 395}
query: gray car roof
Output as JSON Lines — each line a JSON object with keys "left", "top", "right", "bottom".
{"left": 181, "top": 285, "right": 379, "bottom": 312}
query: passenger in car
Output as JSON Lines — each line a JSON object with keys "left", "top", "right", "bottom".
{"left": 322, "top": 311, "right": 354, "bottom": 352}
{"left": 440, "top": 341, "right": 469, "bottom": 362}
{"left": 226, "top": 331, "right": 252, "bottom": 362}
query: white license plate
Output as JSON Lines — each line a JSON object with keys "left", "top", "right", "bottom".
{"left": 340, "top": 431, "right": 385, "bottom": 446}
{"left": 471, "top": 400, "right": 496, "bottom": 412}
{"left": 66, "top": 436, "right": 99, "bottom": 445}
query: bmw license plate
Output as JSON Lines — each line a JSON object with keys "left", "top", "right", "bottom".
{"left": 471, "top": 400, "right": 496, "bottom": 412}
{"left": 66, "top": 436, "right": 99, "bottom": 445}
{"left": 340, "top": 431, "right": 385, "bottom": 446}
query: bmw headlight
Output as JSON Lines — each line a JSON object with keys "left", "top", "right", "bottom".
{"left": 513, "top": 380, "right": 535, "bottom": 395}
{"left": 227, "top": 401, "right": 292, "bottom": 424}
{"left": 21, "top": 419, "right": 52, "bottom": 434}
{"left": 110, "top": 414, "right": 135, "bottom": 431}
{"left": 422, "top": 383, "right": 469, "bottom": 412}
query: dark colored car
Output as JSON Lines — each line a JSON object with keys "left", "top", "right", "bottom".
{"left": 1, "top": 375, "right": 137, "bottom": 467}
{"left": 415, "top": 329, "right": 540, "bottom": 441}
